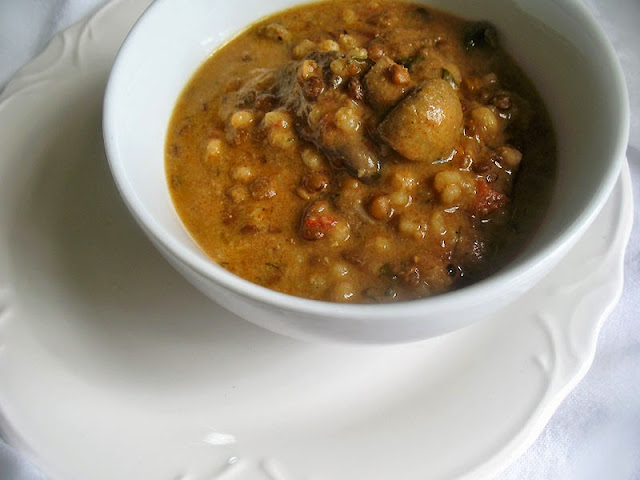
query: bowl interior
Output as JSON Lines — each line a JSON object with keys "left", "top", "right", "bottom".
{"left": 104, "top": 0, "right": 628, "bottom": 308}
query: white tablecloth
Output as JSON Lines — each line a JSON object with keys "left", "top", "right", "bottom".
{"left": 1, "top": 1, "right": 638, "bottom": 479}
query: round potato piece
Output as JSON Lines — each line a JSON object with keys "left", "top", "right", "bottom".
{"left": 378, "top": 78, "right": 463, "bottom": 162}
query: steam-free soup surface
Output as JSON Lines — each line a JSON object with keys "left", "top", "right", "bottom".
{"left": 166, "top": 0, "right": 556, "bottom": 303}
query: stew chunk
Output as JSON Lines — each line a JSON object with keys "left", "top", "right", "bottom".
{"left": 379, "top": 78, "right": 463, "bottom": 163}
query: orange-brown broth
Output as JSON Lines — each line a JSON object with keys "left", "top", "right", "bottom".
{"left": 166, "top": 0, "right": 556, "bottom": 302}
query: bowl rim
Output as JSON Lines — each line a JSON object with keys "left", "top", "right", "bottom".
{"left": 103, "top": 0, "right": 630, "bottom": 319}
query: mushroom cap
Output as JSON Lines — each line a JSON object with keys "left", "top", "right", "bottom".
{"left": 379, "top": 78, "right": 463, "bottom": 162}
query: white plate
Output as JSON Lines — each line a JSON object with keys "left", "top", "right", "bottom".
{"left": 0, "top": 1, "right": 633, "bottom": 479}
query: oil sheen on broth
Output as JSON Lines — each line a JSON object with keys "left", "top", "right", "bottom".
{"left": 165, "top": 0, "right": 556, "bottom": 303}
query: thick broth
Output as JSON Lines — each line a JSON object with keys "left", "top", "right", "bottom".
{"left": 166, "top": 0, "right": 556, "bottom": 303}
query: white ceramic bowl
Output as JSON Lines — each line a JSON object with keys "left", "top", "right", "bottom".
{"left": 104, "top": 0, "right": 628, "bottom": 344}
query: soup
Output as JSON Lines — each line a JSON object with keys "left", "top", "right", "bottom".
{"left": 165, "top": 0, "right": 556, "bottom": 302}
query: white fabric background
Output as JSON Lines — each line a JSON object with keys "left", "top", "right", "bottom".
{"left": 0, "top": 1, "right": 638, "bottom": 479}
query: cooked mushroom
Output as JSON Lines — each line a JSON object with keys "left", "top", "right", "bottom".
{"left": 378, "top": 78, "right": 463, "bottom": 162}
